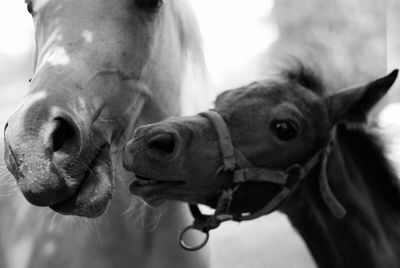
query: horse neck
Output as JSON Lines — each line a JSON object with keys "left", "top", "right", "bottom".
{"left": 281, "top": 124, "right": 400, "bottom": 268}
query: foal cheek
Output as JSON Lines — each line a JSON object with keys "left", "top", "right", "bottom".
{"left": 184, "top": 153, "right": 220, "bottom": 187}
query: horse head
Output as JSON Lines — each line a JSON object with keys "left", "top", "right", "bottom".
{"left": 123, "top": 65, "right": 398, "bottom": 216}
{"left": 4, "top": 0, "right": 202, "bottom": 218}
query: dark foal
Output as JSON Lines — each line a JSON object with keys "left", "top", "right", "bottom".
{"left": 123, "top": 65, "right": 400, "bottom": 268}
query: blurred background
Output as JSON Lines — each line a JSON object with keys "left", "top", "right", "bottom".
{"left": 0, "top": 0, "right": 398, "bottom": 267}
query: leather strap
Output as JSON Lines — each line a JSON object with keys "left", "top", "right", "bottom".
{"left": 319, "top": 139, "right": 346, "bottom": 218}
{"left": 200, "top": 111, "right": 236, "bottom": 171}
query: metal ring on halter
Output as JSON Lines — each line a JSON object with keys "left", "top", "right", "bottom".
{"left": 178, "top": 225, "right": 210, "bottom": 251}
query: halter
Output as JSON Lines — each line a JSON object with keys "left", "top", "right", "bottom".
{"left": 179, "top": 110, "right": 347, "bottom": 251}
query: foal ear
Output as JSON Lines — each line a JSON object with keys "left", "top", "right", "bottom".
{"left": 325, "top": 70, "right": 398, "bottom": 124}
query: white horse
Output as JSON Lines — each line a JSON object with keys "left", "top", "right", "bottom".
{"left": 2, "top": 0, "right": 208, "bottom": 267}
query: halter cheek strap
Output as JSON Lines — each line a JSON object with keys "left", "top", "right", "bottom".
{"left": 200, "top": 111, "right": 237, "bottom": 171}
{"left": 319, "top": 141, "right": 346, "bottom": 218}
{"left": 179, "top": 110, "right": 346, "bottom": 251}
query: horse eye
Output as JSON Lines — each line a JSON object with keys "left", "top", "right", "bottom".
{"left": 26, "top": 2, "right": 33, "bottom": 14}
{"left": 137, "top": 0, "right": 163, "bottom": 12}
{"left": 270, "top": 120, "right": 298, "bottom": 141}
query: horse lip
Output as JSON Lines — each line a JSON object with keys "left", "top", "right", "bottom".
{"left": 129, "top": 175, "right": 185, "bottom": 200}
{"left": 134, "top": 172, "right": 184, "bottom": 182}
{"left": 49, "top": 143, "right": 112, "bottom": 217}
{"left": 132, "top": 174, "right": 185, "bottom": 187}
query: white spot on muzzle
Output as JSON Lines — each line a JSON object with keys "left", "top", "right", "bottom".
{"left": 42, "top": 46, "right": 71, "bottom": 66}
{"left": 81, "top": 30, "right": 93, "bottom": 43}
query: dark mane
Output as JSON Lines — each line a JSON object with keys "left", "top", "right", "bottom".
{"left": 279, "top": 59, "right": 327, "bottom": 96}
{"left": 339, "top": 123, "right": 400, "bottom": 213}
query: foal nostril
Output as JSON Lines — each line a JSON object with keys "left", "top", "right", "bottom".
{"left": 147, "top": 133, "right": 176, "bottom": 155}
{"left": 50, "top": 117, "right": 78, "bottom": 153}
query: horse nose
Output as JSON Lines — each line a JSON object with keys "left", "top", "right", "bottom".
{"left": 123, "top": 125, "right": 182, "bottom": 172}
{"left": 147, "top": 132, "right": 176, "bottom": 158}
{"left": 4, "top": 102, "right": 82, "bottom": 206}
{"left": 123, "top": 129, "right": 178, "bottom": 169}
{"left": 46, "top": 116, "right": 81, "bottom": 158}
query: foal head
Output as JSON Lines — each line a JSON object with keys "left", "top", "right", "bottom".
{"left": 123, "top": 66, "right": 397, "bottom": 214}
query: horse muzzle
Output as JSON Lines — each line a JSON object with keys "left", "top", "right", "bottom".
{"left": 123, "top": 124, "right": 182, "bottom": 169}
{"left": 4, "top": 92, "right": 113, "bottom": 217}
{"left": 4, "top": 104, "right": 83, "bottom": 205}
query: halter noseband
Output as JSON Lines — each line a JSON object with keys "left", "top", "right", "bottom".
{"left": 179, "top": 110, "right": 346, "bottom": 251}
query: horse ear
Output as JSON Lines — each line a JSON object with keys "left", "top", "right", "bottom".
{"left": 325, "top": 70, "right": 398, "bottom": 124}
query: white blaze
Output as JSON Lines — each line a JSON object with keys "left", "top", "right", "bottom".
{"left": 81, "top": 30, "right": 94, "bottom": 43}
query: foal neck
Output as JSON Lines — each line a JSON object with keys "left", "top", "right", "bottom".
{"left": 281, "top": 125, "right": 400, "bottom": 268}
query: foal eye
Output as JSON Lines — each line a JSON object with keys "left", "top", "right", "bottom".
{"left": 270, "top": 120, "right": 298, "bottom": 141}
{"left": 26, "top": 1, "right": 33, "bottom": 14}
{"left": 137, "top": 0, "right": 163, "bottom": 12}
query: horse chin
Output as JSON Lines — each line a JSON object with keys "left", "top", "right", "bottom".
{"left": 50, "top": 144, "right": 114, "bottom": 218}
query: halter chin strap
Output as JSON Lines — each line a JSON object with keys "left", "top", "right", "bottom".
{"left": 179, "top": 110, "right": 347, "bottom": 251}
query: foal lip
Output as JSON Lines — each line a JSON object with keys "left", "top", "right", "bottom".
{"left": 129, "top": 174, "right": 185, "bottom": 192}
{"left": 134, "top": 174, "right": 185, "bottom": 185}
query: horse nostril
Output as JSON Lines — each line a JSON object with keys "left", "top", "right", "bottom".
{"left": 51, "top": 117, "right": 77, "bottom": 153}
{"left": 148, "top": 133, "right": 176, "bottom": 155}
